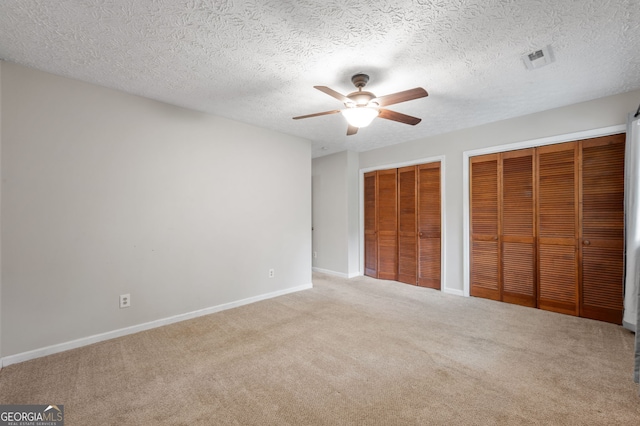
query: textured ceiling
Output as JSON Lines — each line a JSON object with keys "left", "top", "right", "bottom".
{"left": 1, "top": 0, "right": 640, "bottom": 158}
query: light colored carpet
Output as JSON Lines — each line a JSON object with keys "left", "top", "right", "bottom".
{"left": 1, "top": 273, "right": 639, "bottom": 425}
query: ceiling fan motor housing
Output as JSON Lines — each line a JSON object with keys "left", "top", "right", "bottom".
{"left": 346, "top": 91, "right": 376, "bottom": 107}
{"left": 351, "top": 73, "right": 370, "bottom": 88}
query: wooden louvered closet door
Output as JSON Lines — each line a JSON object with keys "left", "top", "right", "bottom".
{"left": 364, "top": 162, "right": 442, "bottom": 287}
{"left": 580, "top": 135, "right": 625, "bottom": 323}
{"left": 470, "top": 154, "right": 501, "bottom": 300}
{"left": 398, "top": 166, "right": 418, "bottom": 284}
{"left": 469, "top": 136, "right": 624, "bottom": 324}
{"left": 418, "top": 162, "right": 442, "bottom": 289}
{"left": 501, "top": 149, "right": 536, "bottom": 307}
{"left": 537, "top": 142, "right": 579, "bottom": 316}
{"left": 364, "top": 171, "right": 378, "bottom": 277}
{"left": 377, "top": 169, "right": 398, "bottom": 280}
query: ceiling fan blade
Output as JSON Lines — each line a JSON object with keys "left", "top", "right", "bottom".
{"left": 347, "top": 125, "right": 358, "bottom": 136}
{"left": 378, "top": 108, "right": 422, "bottom": 125}
{"left": 373, "top": 87, "right": 428, "bottom": 107}
{"left": 292, "top": 110, "right": 341, "bottom": 120}
{"left": 314, "top": 86, "right": 351, "bottom": 103}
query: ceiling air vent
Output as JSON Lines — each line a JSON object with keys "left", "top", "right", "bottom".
{"left": 522, "top": 45, "right": 555, "bottom": 70}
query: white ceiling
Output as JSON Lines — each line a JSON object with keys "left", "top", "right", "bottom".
{"left": 1, "top": 1, "right": 639, "bottom": 158}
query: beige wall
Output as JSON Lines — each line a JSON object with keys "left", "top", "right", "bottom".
{"left": 359, "top": 88, "right": 640, "bottom": 293}
{"left": 0, "top": 62, "right": 312, "bottom": 358}
{"left": 312, "top": 151, "right": 360, "bottom": 277}
{"left": 346, "top": 151, "right": 360, "bottom": 276}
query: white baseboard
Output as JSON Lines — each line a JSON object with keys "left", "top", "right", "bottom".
{"left": 443, "top": 287, "right": 465, "bottom": 297}
{"left": 1, "top": 283, "right": 313, "bottom": 368}
{"left": 312, "top": 267, "right": 360, "bottom": 279}
{"left": 622, "top": 320, "right": 636, "bottom": 332}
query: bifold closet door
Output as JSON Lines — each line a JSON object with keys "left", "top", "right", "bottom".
{"left": 364, "top": 171, "right": 377, "bottom": 277}
{"left": 366, "top": 163, "right": 442, "bottom": 287}
{"left": 537, "top": 142, "right": 579, "bottom": 316}
{"left": 470, "top": 137, "right": 624, "bottom": 323}
{"left": 398, "top": 166, "right": 418, "bottom": 284}
{"left": 501, "top": 149, "right": 536, "bottom": 307}
{"left": 418, "top": 162, "right": 442, "bottom": 289}
{"left": 580, "top": 135, "right": 625, "bottom": 323}
{"left": 470, "top": 154, "right": 501, "bottom": 300}
{"left": 377, "top": 169, "right": 398, "bottom": 280}
{"left": 470, "top": 150, "right": 536, "bottom": 305}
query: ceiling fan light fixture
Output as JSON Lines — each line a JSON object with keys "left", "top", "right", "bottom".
{"left": 293, "top": 74, "right": 428, "bottom": 136}
{"left": 341, "top": 107, "right": 379, "bottom": 128}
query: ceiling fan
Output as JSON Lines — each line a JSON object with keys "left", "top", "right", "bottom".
{"left": 293, "top": 73, "right": 428, "bottom": 135}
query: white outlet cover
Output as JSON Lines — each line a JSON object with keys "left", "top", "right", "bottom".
{"left": 119, "top": 293, "right": 131, "bottom": 308}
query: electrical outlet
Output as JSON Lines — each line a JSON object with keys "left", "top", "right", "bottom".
{"left": 313, "top": 251, "right": 317, "bottom": 258}
{"left": 119, "top": 293, "right": 131, "bottom": 309}
{"left": 268, "top": 268, "right": 275, "bottom": 278}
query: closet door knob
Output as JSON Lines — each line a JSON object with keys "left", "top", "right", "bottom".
{"left": 583, "top": 240, "right": 591, "bottom": 246}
